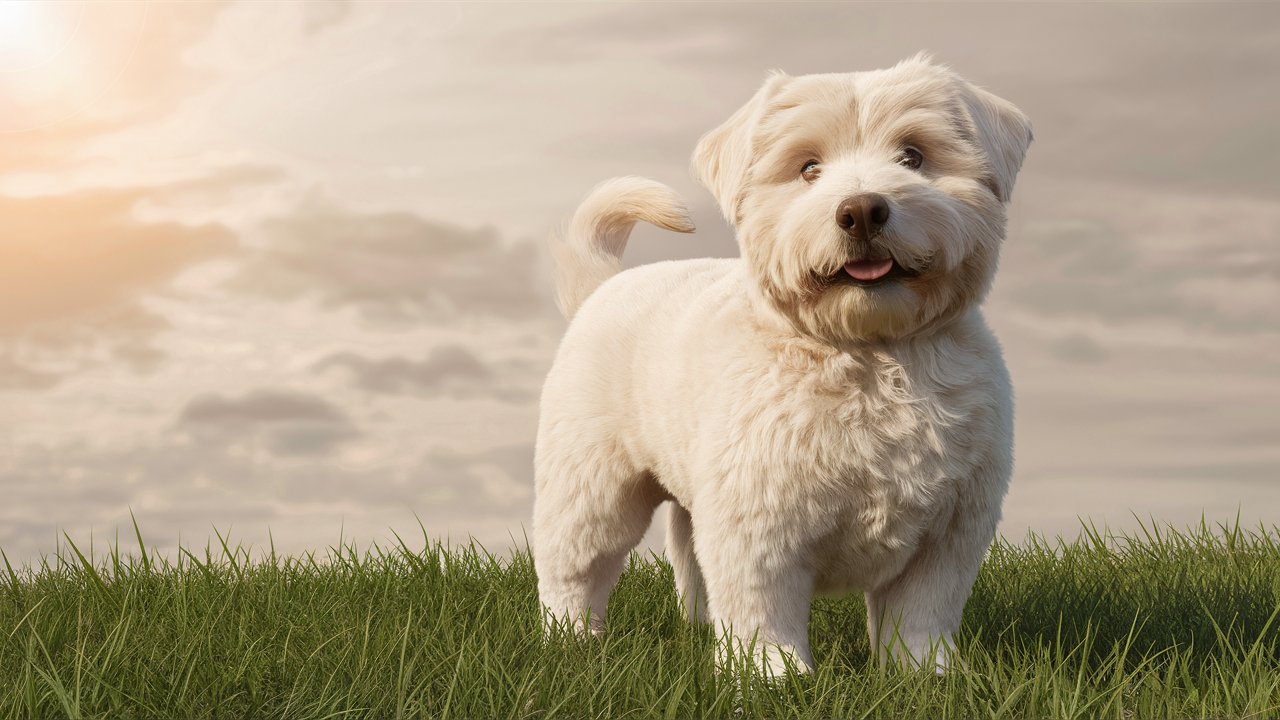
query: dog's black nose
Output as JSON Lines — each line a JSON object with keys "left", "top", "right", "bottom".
{"left": 836, "top": 193, "right": 890, "bottom": 241}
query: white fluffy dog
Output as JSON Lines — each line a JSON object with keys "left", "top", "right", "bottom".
{"left": 533, "top": 54, "right": 1032, "bottom": 675}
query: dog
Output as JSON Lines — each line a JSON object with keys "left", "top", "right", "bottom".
{"left": 533, "top": 54, "right": 1032, "bottom": 675}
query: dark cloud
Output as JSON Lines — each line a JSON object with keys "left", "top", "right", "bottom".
{"left": 317, "top": 344, "right": 538, "bottom": 403}
{"left": 229, "top": 196, "right": 554, "bottom": 324}
{"left": 177, "top": 388, "right": 359, "bottom": 456}
{"left": 180, "top": 389, "right": 348, "bottom": 425}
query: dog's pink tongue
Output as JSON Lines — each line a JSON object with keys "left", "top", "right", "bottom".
{"left": 844, "top": 258, "right": 894, "bottom": 282}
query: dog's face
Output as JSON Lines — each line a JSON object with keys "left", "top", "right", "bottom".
{"left": 693, "top": 55, "right": 1032, "bottom": 343}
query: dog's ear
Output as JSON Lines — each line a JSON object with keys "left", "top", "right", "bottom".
{"left": 955, "top": 81, "right": 1033, "bottom": 203}
{"left": 692, "top": 71, "right": 791, "bottom": 224}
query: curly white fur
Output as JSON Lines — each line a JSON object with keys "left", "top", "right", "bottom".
{"left": 533, "top": 54, "right": 1032, "bottom": 676}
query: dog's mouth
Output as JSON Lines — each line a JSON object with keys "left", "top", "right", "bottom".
{"left": 845, "top": 258, "right": 894, "bottom": 282}
{"left": 828, "top": 257, "right": 918, "bottom": 287}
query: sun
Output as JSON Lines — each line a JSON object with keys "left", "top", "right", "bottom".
{"left": 0, "top": 0, "right": 82, "bottom": 73}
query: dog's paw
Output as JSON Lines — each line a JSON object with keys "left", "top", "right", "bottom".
{"left": 716, "top": 638, "right": 812, "bottom": 679}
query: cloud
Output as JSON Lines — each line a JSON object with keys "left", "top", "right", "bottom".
{"left": 418, "top": 443, "right": 534, "bottom": 512}
{"left": 0, "top": 431, "right": 536, "bottom": 559}
{"left": 0, "top": 351, "right": 63, "bottom": 391}
{"left": 177, "top": 388, "right": 359, "bottom": 456}
{"left": 0, "top": 190, "right": 233, "bottom": 332}
{"left": 479, "top": 2, "right": 1280, "bottom": 200}
{"left": 1046, "top": 333, "right": 1108, "bottom": 365}
{"left": 228, "top": 196, "right": 554, "bottom": 324}
{"left": 0, "top": 187, "right": 237, "bottom": 388}
{"left": 148, "top": 164, "right": 289, "bottom": 206}
{"left": 317, "top": 344, "right": 537, "bottom": 403}
{"left": 995, "top": 178, "right": 1280, "bottom": 338}
{"left": 0, "top": 162, "right": 297, "bottom": 392}
{"left": 301, "top": 0, "right": 353, "bottom": 35}
{"left": 179, "top": 388, "right": 348, "bottom": 425}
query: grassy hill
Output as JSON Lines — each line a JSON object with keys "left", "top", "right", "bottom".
{"left": 2, "top": 520, "right": 1278, "bottom": 718}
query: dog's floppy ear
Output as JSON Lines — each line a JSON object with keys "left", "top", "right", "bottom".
{"left": 955, "top": 80, "right": 1033, "bottom": 203}
{"left": 692, "top": 70, "right": 791, "bottom": 224}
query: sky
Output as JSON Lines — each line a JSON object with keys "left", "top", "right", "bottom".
{"left": 2, "top": 1, "right": 1279, "bottom": 562}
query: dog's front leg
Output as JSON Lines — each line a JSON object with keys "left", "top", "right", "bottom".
{"left": 695, "top": 518, "right": 815, "bottom": 676}
{"left": 864, "top": 493, "right": 1002, "bottom": 675}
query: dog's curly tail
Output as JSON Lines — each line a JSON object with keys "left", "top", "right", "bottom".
{"left": 551, "top": 176, "right": 695, "bottom": 319}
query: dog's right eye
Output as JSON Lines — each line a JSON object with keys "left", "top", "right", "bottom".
{"left": 801, "top": 161, "right": 821, "bottom": 183}
{"left": 896, "top": 146, "right": 924, "bottom": 170}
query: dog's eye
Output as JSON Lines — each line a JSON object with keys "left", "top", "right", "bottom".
{"left": 896, "top": 147, "right": 923, "bottom": 170}
{"left": 800, "top": 160, "right": 821, "bottom": 183}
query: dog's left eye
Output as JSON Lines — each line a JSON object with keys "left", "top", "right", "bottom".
{"left": 896, "top": 147, "right": 924, "bottom": 170}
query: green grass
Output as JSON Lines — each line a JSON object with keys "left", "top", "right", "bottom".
{"left": 2, "top": 519, "right": 1280, "bottom": 719}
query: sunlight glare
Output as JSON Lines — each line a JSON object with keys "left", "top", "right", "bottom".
{"left": 0, "top": 0, "right": 67, "bottom": 72}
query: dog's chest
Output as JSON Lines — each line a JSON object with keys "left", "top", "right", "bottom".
{"left": 744, "top": 345, "right": 983, "bottom": 591}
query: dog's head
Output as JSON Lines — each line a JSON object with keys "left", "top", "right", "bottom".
{"left": 693, "top": 54, "right": 1032, "bottom": 343}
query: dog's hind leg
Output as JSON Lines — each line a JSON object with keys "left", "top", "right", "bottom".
{"left": 667, "top": 503, "right": 709, "bottom": 623}
{"left": 533, "top": 443, "right": 664, "bottom": 636}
